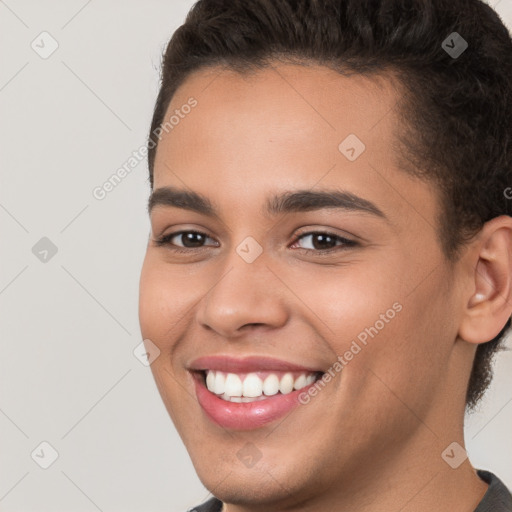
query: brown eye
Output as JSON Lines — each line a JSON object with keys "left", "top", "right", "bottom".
{"left": 174, "top": 232, "right": 208, "bottom": 248}
{"left": 291, "top": 231, "right": 357, "bottom": 253}
{"left": 154, "top": 230, "right": 219, "bottom": 250}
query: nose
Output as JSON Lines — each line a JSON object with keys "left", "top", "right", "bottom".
{"left": 196, "top": 250, "right": 289, "bottom": 339}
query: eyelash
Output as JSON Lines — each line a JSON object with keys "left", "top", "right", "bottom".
{"left": 153, "top": 229, "right": 358, "bottom": 255}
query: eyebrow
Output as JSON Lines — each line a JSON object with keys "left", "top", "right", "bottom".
{"left": 147, "top": 186, "right": 387, "bottom": 220}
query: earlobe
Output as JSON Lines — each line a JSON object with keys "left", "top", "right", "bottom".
{"left": 458, "top": 216, "right": 512, "bottom": 345}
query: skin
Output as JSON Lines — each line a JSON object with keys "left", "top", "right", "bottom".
{"left": 138, "top": 62, "right": 512, "bottom": 512}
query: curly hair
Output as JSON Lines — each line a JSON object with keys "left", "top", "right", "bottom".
{"left": 147, "top": 0, "right": 512, "bottom": 410}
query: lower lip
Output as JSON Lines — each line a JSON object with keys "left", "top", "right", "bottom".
{"left": 192, "top": 373, "right": 315, "bottom": 430}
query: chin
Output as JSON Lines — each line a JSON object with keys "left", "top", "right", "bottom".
{"left": 189, "top": 442, "right": 326, "bottom": 509}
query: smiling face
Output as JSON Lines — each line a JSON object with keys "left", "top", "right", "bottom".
{"left": 138, "top": 63, "right": 475, "bottom": 508}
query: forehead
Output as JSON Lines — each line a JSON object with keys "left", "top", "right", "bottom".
{"left": 153, "top": 62, "right": 439, "bottom": 230}
{"left": 162, "top": 63, "right": 400, "bottom": 161}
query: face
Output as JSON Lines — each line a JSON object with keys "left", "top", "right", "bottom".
{"left": 139, "top": 63, "right": 468, "bottom": 507}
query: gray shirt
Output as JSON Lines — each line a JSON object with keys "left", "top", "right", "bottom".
{"left": 190, "top": 470, "right": 512, "bottom": 511}
{"left": 475, "top": 470, "right": 512, "bottom": 512}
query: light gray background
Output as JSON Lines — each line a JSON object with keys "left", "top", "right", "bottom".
{"left": 1, "top": 1, "right": 511, "bottom": 511}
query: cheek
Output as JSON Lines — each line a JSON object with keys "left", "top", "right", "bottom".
{"left": 287, "top": 261, "right": 406, "bottom": 350}
{"left": 293, "top": 258, "right": 451, "bottom": 404}
{"left": 343, "top": 276, "right": 455, "bottom": 419}
{"left": 138, "top": 264, "right": 167, "bottom": 343}
{"left": 138, "top": 256, "right": 200, "bottom": 350}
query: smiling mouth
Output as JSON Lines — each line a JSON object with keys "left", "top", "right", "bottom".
{"left": 197, "top": 369, "right": 324, "bottom": 403}
{"left": 189, "top": 356, "right": 328, "bottom": 429}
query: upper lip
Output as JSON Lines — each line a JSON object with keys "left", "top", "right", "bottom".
{"left": 188, "top": 355, "right": 322, "bottom": 374}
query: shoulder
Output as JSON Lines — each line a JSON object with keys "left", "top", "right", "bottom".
{"left": 187, "top": 497, "right": 223, "bottom": 512}
{"left": 475, "top": 470, "right": 512, "bottom": 512}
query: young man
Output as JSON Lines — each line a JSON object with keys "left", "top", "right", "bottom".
{"left": 138, "top": 1, "right": 512, "bottom": 510}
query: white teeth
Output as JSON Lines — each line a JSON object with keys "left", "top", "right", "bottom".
{"left": 243, "top": 373, "right": 263, "bottom": 397}
{"left": 305, "top": 374, "right": 316, "bottom": 386}
{"left": 293, "top": 374, "right": 307, "bottom": 390}
{"left": 205, "top": 370, "right": 318, "bottom": 400}
{"left": 213, "top": 371, "right": 225, "bottom": 395}
{"left": 206, "top": 370, "right": 215, "bottom": 391}
{"left": 224, "top": 373, "right": 243, "bottom": 397}
{"left": 279, "top": 373, "right": 294, "bottom": 394}
{"left": 219, "top": 393, "right": 268, "bottom": 403}
{"left": 240, "top": 396, "right": 267, "bottom": 403}
{"left": 262, "top": 374, "right": 280, "bottom": 396}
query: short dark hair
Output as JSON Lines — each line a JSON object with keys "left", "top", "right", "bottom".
{"left": 147, "top": 0, "right": 512, "bottom": 410}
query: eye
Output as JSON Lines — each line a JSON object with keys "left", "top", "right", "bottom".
{"left": 153, "top": 229, "right": 357, "bottom": 254}
{"left": 290, "top": 231, "right": 357, "bottom": 253}
{"left": 153, "top": 230, "right": 218, "bottom": 251}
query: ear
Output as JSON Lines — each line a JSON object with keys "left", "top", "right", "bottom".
{"left": 458, "top": 215, "right": 512, "bottom": 344}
